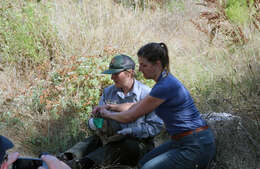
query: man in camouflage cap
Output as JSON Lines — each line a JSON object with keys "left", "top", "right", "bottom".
{"left": 61, "top": 54, "right": 163, "bottom": 169}
{"left": 102, "top": 54, "right": 135, "bottom": 74}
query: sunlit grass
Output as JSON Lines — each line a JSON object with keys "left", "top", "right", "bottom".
{"left": 0, "top": 0, "right": 259, "bottom": 159}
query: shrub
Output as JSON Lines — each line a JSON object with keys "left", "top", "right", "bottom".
{"left": 225, "top": 0, "right": 254, "bottom": 24}
{"left": 191, "top": 0, "right": 260, "bottom": 45}
{"left": 0, "top": 1, "right": 62, "bottom": 70}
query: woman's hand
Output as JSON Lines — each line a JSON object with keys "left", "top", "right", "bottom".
{"left": 91, "top": 105, "right": 110, "bottom": 116}
{"left": 99, "top": 107, "right": 112, "bottom": 119}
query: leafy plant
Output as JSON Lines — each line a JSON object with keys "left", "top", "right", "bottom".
{"left": 0, "top": 1, "right": 62, "bottom": 70}
{"left": 225, "top": 0, "right": 254, "bottom": 24}
{"left": 191, "top": 0, "right": 260, "bottom": 45}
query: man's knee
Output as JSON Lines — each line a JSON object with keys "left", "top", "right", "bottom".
{"left": 60, "top": 135, "right": 102, "bottom": 161}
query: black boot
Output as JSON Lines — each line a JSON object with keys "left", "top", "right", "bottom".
{"left": 65, "top": 159, "right": 82, "bottom": 169}
{"left": 78, "top": 157, "right": 95, "bottom": 169}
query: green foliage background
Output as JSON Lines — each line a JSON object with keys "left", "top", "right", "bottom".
{"left": 0, "top": 1, "right": 62, "bottom": 68}
{"left": 225, "top": 0, "right": 254, "bottom": 24}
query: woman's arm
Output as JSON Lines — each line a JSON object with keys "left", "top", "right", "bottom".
{"left": 100, "top": 95, "right": 164, "bottom": 123}
{"left": 108, "top": 102, "right": 135, "bottom": 112}
{"left": 91, "top": 103, "right": 135, "bottom": 116}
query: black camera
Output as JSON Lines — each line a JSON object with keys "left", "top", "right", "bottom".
{"left": 12, "top": 157, "right": 48, "bottom": 169}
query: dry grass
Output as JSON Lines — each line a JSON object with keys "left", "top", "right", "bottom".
{"left": 0, "top": 0, "right": 259, "bottom": 163}
{"left": 47, "top": 0, "right": 204, "bottom": 57}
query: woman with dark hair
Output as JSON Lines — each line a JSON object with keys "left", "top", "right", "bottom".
{"left": 98, "top": 42, "right": 216, "bottom": 169}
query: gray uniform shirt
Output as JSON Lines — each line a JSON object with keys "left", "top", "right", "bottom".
{"left": 99, "top": 79, "right": 163, "bottom": 138}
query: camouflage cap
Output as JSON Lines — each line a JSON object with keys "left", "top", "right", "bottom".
{"left": 102, "top": 54, "right": 135, "bottom": 74}
{"left": 0, "top": 135, "right": 14, "bottom": 165}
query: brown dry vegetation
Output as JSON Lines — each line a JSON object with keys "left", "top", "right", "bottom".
{"left": 0, "top": 0, "right": 259, "bottom": 165}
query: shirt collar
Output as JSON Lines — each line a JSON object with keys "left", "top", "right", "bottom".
{"left": 157, "top": 70, "right": 168, "bottom": 82}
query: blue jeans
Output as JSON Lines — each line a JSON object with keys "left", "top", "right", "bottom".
{"left": 138, "top": 128, "right": 216, "bottom": 169}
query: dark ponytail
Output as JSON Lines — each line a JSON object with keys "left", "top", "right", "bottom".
{"left": 137, "top": 42, "right": 170, "bottom": 73}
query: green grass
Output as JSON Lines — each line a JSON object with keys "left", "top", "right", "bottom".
{"left": 0, "top": 1, "right": 62, "bottom": 69}
{"left": 225, "top": 0, "right": 255, "bottom": 24}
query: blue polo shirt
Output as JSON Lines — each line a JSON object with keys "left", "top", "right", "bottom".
{"left": 150, "top": 71, "right": 207, "bottom": 135}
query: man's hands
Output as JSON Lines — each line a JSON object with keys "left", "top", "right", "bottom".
{"left": 91, "top": 103, "right": 135, "bottom": 117}
{"left": 91, "top": 105, "right": 114, "bottom": 118}
{"left": 0, "top": 153, "right": 70, "bottom": 169}
{"left": 38, "top": 155, "right": 71, "bottom": 169}
{"left": 99, "top": 106, "right": 112, "bottom": 119}
{"left": 0, "top": 152, "right": 19, "bottom": 169}
{"left": 7, "top": 152, "right": 19, "bottom": 166}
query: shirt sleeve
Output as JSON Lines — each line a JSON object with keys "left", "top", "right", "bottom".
{"left": 131, "top": 111, "right": 164, "bottom": 138}
{"left": 150, "top": 83, "right": 170, "bottom": 100}
{"left": 130, "top": 85, "right": 164, "bottom": 138}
